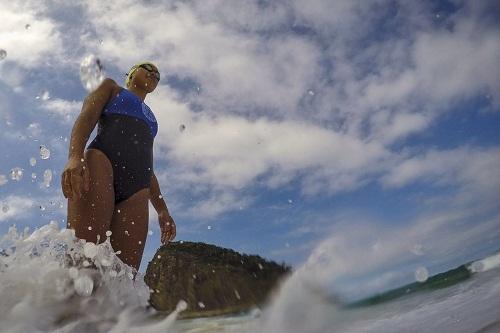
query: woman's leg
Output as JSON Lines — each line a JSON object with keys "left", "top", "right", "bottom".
{"left": 109, "top": 188, "right": 150, "bottom": 271}
{"left": 67, "top": 149, "right": 115, "bottom": 243}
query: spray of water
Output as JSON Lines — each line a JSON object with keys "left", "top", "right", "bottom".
{"left": 0, "top": 222, "right": 186, "bottom": 333}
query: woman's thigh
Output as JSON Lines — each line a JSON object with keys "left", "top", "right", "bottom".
{"left": 67, "top": 149, "right": 115, "bottom": 243}
{"left": 109, "top": 188, "right": 150, "bottom": 271}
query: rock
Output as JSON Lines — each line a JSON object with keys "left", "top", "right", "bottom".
{"left": 144, "top": 241, "right": 291, "bottom": 318}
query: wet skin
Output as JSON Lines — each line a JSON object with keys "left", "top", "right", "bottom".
{"left": 61, "top": 65, "right": 176, "bottom": 271}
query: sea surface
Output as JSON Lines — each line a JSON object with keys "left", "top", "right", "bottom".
{"left": 1, "top": 222, "right": 499, "bottom": 333}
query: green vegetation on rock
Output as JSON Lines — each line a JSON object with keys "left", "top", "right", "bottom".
{"left": 144, "top": 241, "right": 291, "bottom": 318}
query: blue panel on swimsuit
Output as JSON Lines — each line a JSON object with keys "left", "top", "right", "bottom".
{"left": 103, "top": 88, "right": 158, "bottom": 138}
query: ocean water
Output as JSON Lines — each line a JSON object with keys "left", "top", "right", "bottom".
{"left": 1, "top": 222, "right": 499, "bottom": 333}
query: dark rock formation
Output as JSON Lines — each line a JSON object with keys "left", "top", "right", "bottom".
{"left": 144, "top": 241, "right": 292, "bottom": 318}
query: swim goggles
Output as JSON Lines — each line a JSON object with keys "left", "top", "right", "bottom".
{"left": 139, "top": 63, "right": 160, "bottom": 82}
{"left": 125, "top": 62, "right": 160, "bottom": 86}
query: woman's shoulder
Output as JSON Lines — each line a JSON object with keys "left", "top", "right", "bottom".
{"left": 101, "top": 78, "right": 123, "bottom": 101}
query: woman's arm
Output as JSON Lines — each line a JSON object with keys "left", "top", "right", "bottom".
{"left": 150, "top": 172, "right": 176, "bottom": 243}
{"left": 150, "top": 172, "right": 169, "bottom": 214}
{"left": 68, "top": 78, "right": 117, "bottom": 160}
{"left": 61, "top": 78, "right": 118, "bottom": 199}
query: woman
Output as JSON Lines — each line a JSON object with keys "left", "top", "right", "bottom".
{"left": 61, "top": 61, "right": 176, "bottom": 272}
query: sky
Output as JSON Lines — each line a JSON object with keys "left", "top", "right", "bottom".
{"left": 0, "top": 0, "right": 499, "bottom": 300}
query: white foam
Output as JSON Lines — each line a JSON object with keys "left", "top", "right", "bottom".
{"left": 0, "top": 222, "right": 185, "bottom": 332}
{"left": 469, "top": 252, "right": 500, "bottom": 273}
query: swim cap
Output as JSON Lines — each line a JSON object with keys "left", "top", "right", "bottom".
{"left": 125, "top": 61, "right": 158, "bottom": 87}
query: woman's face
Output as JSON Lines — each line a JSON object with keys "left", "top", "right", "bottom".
{"left": 130, "top": 65, "right": 159, "bottom": 92}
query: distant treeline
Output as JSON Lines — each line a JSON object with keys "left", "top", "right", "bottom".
{"left": 349, "top": 264, "right": 472, "bottom": 307}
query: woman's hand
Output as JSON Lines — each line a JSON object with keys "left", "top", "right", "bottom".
{"left": 61, "top": 156, "right": 90, "bottom": 199}
{"left": 159, "top": 210, "right": 176, "bottom": 244}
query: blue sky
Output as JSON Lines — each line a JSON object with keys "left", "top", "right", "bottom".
{"left": 1, "top": 0, "right": 499, "bottom": 300}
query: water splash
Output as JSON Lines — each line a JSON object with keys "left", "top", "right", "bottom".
{"left": 39, "top": 145, "right": 51, "bottom": 160}
{"left": 10, "top": 168, "right": 23, "bottom": 181}
{"left": 43, "top": 169, "right": 53, "bottom": 187}
{"left": 80, "top": 54, "right": 105, "bottom": 92}
{"left": 414, "top": 266, "right": 429, "bottom": 282}
{"left": 0, "top": 222, "right": 185, "bottom": 332}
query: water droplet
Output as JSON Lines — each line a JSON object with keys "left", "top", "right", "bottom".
{"left": 2, "top": 203, "right": 9, "bottom": 213}
{"left": 258, "top": 263, "right": 263, "bottom": 270}
{"left": 288, "top": 199, "right": 293, "bottom": 204}
{"left": 124, "top": 230, "right": 129, "bottom": 236}
{"left": 0, "top": 175, "right": 7, "bottom": 186}
{"left": 176, "top": 300, "right": 188, "bottom": 311}
{"left": 158, "top": 195, "right": 163, "bottom": 199}
{"left": 117, "top": 209, "right": 121, "bottom": 213}
{"left": 198, "top": 302, "right": 205, "bottom": 308}
{"left": 39, "top": 205, "right": 46, "bottom": 211}
{"left": 307, "top": 89, "right": 315, "bottom": 96}
{"left": 207, "top": 225, "right": 212, "bottom": 230}
{"left": 415, "top": 266, "right": 429, "bottom": 282}
{"left": 39, "top": 145, "right": 51, "bottom": 159}
{"left": 99, "top": 39, "right": 104, "bottom": 45}
{"left": 10, "top": 167, "right": 23, "bottom": 181}
{"left": 29, "top": 157, "right": 37, "bottom": 166}
{"left": 0, "top": 49, "right": 7, "bottom": 61}
{"left": 234, "top": 289, "right": 241, "bottom": 300}
{"left": 40, "top": 90, "right": 50, "bottom": 101}
{"left": 105, "top": 230, "right": 112, "bottom": 237}
{"left": 87, "top": 226, "right": 92, "bottom": 230}
{"left": 83, "top": 242, "right": 97, "bottom": 258}
{"left": 31, "top": 173, "right": 37, "bottom": 180}
{"left": 411, "top": 244, "right": 424, "bottom": 256}
{"left": 42, "top": 169, "right": 53, "bottom": 187}
{"left": 74, "top": 275, "right": 94, "bottom": 297}
{"left": 157, "top": 255, "right": 161, "bottom": 259}
{"left": 138, "top": 241, "right": 142, "bottom": 244}
{"left": 179, "top": 124, "right": 186, "bottom": 132}
{"left": 148, "top": 230, "right": 153, "bottom": 236}
{"left": 80, "top": 54, "right": 105, "bottom": 92}
{"left": 25, "top": 24, "right": 31, "bottom": 30}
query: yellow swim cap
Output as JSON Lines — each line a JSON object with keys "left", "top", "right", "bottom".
{"left": 125, "top": 61, "right": 158, "bottom": 87}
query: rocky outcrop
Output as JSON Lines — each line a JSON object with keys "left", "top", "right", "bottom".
{"left": 144, "top": 241, "right": 291, "bottom": 318}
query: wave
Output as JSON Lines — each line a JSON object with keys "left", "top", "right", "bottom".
{"left": 468, "top": 252, "right": 500, "bottom": 273}
{"left": 0, "top": 222, "right": 186, "bottom": 333}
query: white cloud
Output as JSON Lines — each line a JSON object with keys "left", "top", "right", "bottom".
{"left": 0, "top": 195, "right": 36, "bottom": 222}
{"left": 0, "top": 2, "right": 63, "bottom": 70}
{"left": 381, "top": 147, "right": 500, "bottom": 207}
{"left": 84, "top": 0, "right": 322, "bottom": 116}
{"left": 0, "top": 0, "right": 498, "bottom": 219}
{"left": 39, "top": 98, "right": 81, "bottom": 122}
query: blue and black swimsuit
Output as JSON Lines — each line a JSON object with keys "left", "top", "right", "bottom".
{"left": 88, "top": 87, "right": 158, "bottom": 204}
